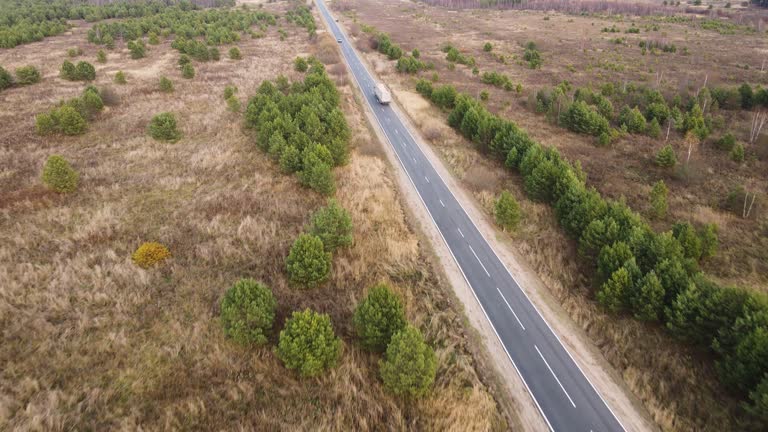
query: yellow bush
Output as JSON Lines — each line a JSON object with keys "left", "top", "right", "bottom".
{"left": 131, "top": 242, "right": 171, "bottom": 268}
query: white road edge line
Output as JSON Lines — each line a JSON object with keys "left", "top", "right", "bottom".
{"left": 318, "top": 4, "right": 559, "bottom": 431}
{"left": 468, "top": 245, "right": 491, "bottom": 277}
{"left": 535, "top": 345, "right": 577, "bottom": 408}
{"left": 496, "top": 287, "right": 526, "bottom": 331}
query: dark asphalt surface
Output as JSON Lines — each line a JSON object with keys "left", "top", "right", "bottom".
{"left": 315, "top": 1, "right": 627, "bottom": 430}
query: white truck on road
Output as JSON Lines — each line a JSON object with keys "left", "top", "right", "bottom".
{"left": 374, "top": 82, "right": 391, "bottom": 105}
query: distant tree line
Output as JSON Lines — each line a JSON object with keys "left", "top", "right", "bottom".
{"left": 417, "top": 86, "right": 768, "bottom": 428}
{"left": 87, "top": 7, "right": 275, "bottom": 47}
{"left": 0, "top": 0, "right": 235, "bottom": 48}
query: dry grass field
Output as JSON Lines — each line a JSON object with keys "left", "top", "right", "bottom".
{"left": 0, "top": 3, "right": 506, "bottom": 430}
{"left": 332, "top": 0, "right": 768, "bottom": 430}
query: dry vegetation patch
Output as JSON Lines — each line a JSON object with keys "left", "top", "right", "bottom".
{"left": 0, "top": 4, "right": 503, "bottom": 430}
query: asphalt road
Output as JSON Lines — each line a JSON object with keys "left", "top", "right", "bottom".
{"left": 315, "top": 1, "right": 627, "bottom": 430}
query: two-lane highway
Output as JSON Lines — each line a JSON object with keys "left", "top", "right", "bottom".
{"left": 315, "top": 1, "right": 626, "bottom": 430}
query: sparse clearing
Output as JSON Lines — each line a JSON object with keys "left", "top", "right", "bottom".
{"left": 0, "top": 1, "right": 506, "bottom": 430}
{"left": 332, "top": 0, "right": 768, "bottom": 430}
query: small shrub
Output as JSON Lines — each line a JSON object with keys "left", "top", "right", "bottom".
{"left": 148, "top": 32, "right": 160, "bottom": 45}
{"left": 598, "top": 132, "right": 611, "bottom": 146}
{"left": 416, "top": 79, "right": 433, "bottom": 98}
{"left": 561, "top": 100, "right": 610, "bottom": 137}
{"left": 523, "top": 42, "right": 542, "bottom": 69}
{"left": 431, "top": 85, "right": 458, "bottom": 109}
{"left": 96, "top": 50, "right": 107, "bottom": 63}
{"left": 647, "top": 118, "right": 661, "bottom": 139}
{"left": 299, "top": 150, "right": 336, "bottom": 195}
{"left": 0, "top": 66, "right": 13, "bottom": 90}
{"left": 220, "top": 278, "right": 276, "bottom": 346}
{"left": 285, "top": 234, "right": 331, "bottom": 288}
{"left": 181, "top": 63, "right": 195, "bottom": 79}
{"left": 279, "top": 146, "right": 302, "bottom": 173}
{"left": 655, "top": 144, "right": 676, "bottom": 167}
{"left": 716, "top": 133, "right": 736, "bottom": 151}
{"left": 353, "top": 284, "right": 407, "bottom": 352}
{"left": 35, "top": 113, "right": 56, "bottom": 135}
{"left": 480, "top": 90, "right": 489, "bottom": 101}
{"left": 208, "top": 47, "right": 220, "bottom": 61}
{"left": 60, "top": 60, "right": 77, "bottom": 80}
{"left": 730, "top": 143, "right": 745, "bottom": 162}
{"left": 148, "top": 112, "right": 181, "bottom": 142}
{"left": 67, "top": 47, "right": 82, "bottom": 57}
{"left": 57, "top": 106, "right": 87, "bottom": 135}
{"left": 308, "top": 199, "right": 353, "bottom": 251}
{"left": 41, "top": 155, "right": 79, "bottom": 193}
{"left": 229, "top": 47, "right": 242, "bottom": 60}
{"left": 380, "top": 325, "right": 437, "bottom": 398}
{"left": 294, "top": 56, "right": 308, "bottom": 72}
{"left": 178, "top": 54, "right": 191, "bottom": 66}
{"left": 15, "top": 66, "right": 41, "bottom": 85}
{"left": 650, "top": 180, "right": 668, "bottom": 218}
{"left": 619, "top": 106, "right": 647, "bottom": 134}
{"left": 75, "top": 61, "right": 96, "bottom": 81}
{"left": 159, "top": 76, "right": 174, "bottom": 92}
{"left": 495, "top": 190, "right": 521, "bottom": 231}
{"left": 114, "top": 71, "right": 127, "bottom": 84}
{"left": 276, "top": 309, "right": 342, "bottom": 377}
{"left": 223, "top": 85, "right": 238, "bottom": 100}
{"left": 227, "top": 96, "right": 241, "bottom": 112}
{"left": 127, "top": 39, "right": 146, "bottom": 59}
{"left": 483, "top": 42, "right": 493, "bottom": 52}
{"left": 81, "top": 87, "right": 104, "bottom": 117}
{"left": 597, "top": 267, "right": 631, "bottom": 312}
{"left": 131, "top": 242, "right": 171, "bottom": 268}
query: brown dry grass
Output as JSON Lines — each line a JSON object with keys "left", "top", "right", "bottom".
{"left": 332, "top": 0, "right": 767, "bottom": 430}
{"left": 0, "top": 6, "right": 504, "bottom": 431}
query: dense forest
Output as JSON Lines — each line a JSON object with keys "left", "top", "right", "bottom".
{"left": 0, "top": 0, "right": 235, "bottom": 48}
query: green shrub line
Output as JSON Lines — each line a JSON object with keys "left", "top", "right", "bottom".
{"left": 1, "top": 65, "right": 42, "bottom": 90}
{"left": 418, "top": 87, "right": 768, "bottom": 423}
{"left": 285, "top": 4, "right": 317, "bottom": 38}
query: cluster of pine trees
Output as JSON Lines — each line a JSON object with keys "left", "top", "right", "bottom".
{"left": 244, "top": 59, "right": 350, "bottom": 196}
